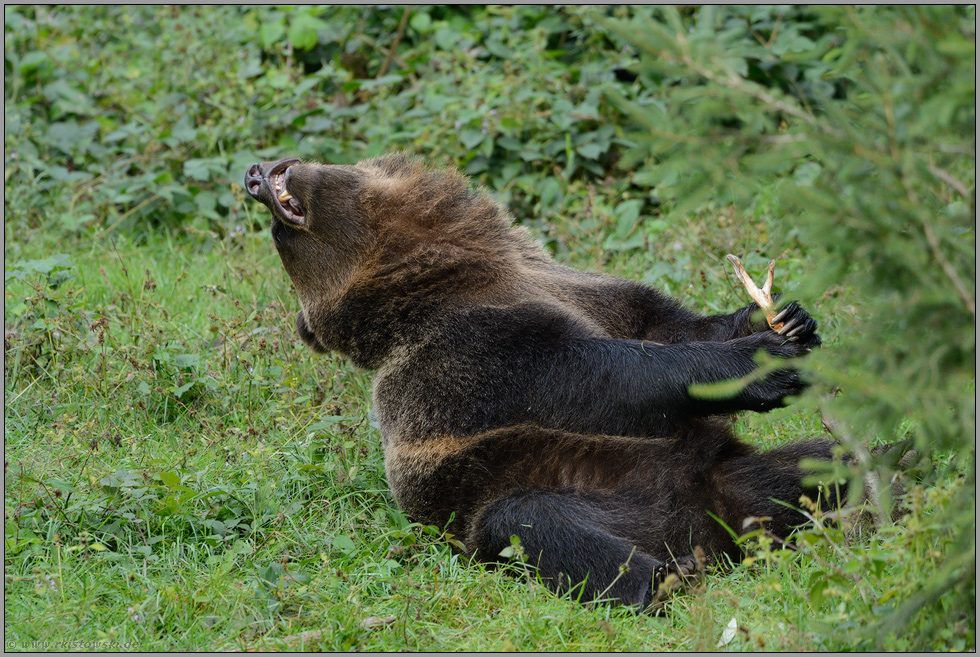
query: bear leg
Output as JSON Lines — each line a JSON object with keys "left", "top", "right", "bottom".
{"left": 467, "top": 490, "right": 697, "bottom": 609}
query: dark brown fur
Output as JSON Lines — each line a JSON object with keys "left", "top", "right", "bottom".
{"left": 245, "top": 154, "right": 836, "bottom": 608}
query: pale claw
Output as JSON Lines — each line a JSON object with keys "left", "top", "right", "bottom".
{"left": 771, "top": 306, "right": 792, "bottom": 324}
{"left": 777, "top": 316, "right": 801, "bottom": 335}
{"left": 784, "top": 325, "right": 805, "bottom": 338}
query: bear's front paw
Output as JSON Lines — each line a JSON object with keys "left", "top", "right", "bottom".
{"left": 770, "top": 301, "right": 821, "bottom": 349}
{"left": 736, "top": 331, "right": 811, "bottom": 409}
{"left": 743, "top": 328, "right": 811, "bottom": 360}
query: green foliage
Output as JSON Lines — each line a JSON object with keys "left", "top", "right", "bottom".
{"left": 3, "top": 4, "right": 975, "bottom": 652}
{"left": 603, "top": 5, "right": 975, "bottom": 648}
{"left": 4, "top": 6, "right": 630, "bottom": 241}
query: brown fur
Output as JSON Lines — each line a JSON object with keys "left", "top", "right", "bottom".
{"left": 245, "top": 153, "right": 835, "bottom": 608}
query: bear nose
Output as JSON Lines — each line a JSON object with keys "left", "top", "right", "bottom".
{"left": 245, "top": 163, "right": 264, "bottom": 198}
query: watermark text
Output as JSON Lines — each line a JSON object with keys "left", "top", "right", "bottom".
{"left": 5, "top": 639, "right": 139, "bottom": 652}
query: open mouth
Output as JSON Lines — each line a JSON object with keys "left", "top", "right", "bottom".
{"left": 272, "top": 167, "right": 306, "bottom": 225}
{"left": 244, "top": 158, "right": 305, "bottom": 226}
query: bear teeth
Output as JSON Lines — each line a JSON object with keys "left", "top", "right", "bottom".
{"left": 274, "top": 172, "right": 292, "bottom": 203}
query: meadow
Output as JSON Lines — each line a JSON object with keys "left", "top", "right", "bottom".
{"left": 4, "top": 6, "right": 974, "bottom": 651}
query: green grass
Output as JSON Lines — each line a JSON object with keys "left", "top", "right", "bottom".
{"left": 4, "top": 220, "right": 972, "bottom": 652}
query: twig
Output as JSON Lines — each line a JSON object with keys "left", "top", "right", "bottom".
{"left": 680, "top": 54, "right": 845, "bottom": 140}
{"left": 922, "top": 220, "right": 975, "bottom": 319}
{"left": 377, "top": 7, "right": 411, "bottom": 79}
{"left": 726, "top": 255, "right": 784, "bottom": 331}
{"left": 927, "top": 163, "right": 973, "bottom": 206}
{"left": 900, "top": 175, "right": 976, "bottom": 320}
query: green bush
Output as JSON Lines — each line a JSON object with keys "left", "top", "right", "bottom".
{"left": 601, "top": 5, "right": 974, "bottom": 648}
{"left": 4, "top": 6, "right": 637, "bottom": 239}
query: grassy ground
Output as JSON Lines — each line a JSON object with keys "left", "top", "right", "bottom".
{"left": 5, "top": 207, "right": 971, "bottom": 652}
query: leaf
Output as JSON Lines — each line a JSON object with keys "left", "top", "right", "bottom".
{"left": 409, "top": 12, "right": 431, "bottom": 33}
{"left": 194, "top": 191, "right": 217, "bottom": 214}
{"left": 358, "top": 74, "right": 403, "bottom": 90}
{"left": 717, "top": 617, "right": 738, "bottom": 647}
{"left": 259, "top": 20, "right": 285, "bottom": 48}
{"left": 435, "top": 26, "right": 459, "bottom": 50}
{"left": 484, "top": 36, "right": 513, "bottom": 59}
{"left": 689, "top": 376, "right": 750, "bottom": 400}
{"left": 720, "top": 56, "right": 748, "bottom": 76}
{"left": 258, "top": 563, "right": 283, "bottom": 584}
{"left": 5, "top": 254, "right": 74, "bottom": 281}
{"left": 809, "top": 577, "right": 829, "bottom": 609}
{"left": 497, "top": 136, "right": 522, "bottom": 151}
{"left": 46, "top": 479, "right": 77, "bottom": 494}
{"left": 538, "top": 178, "right": 562, "bottom": 209}
{"left": 159, "top": 471, "right": 181, "bottom": 489}
{"left": 613, "top": 199, "right": 644, "bottom": 239}
{"left": 172, "top": 381, "right": 195, "bottom": 398}
{"left": 459, "top": 129, "right": 486, "bottom": 150}
{"left": 576, "top": 142, "right": 604, "bottom": 159}
{"left": 44, "top": 165, "right": 93, "bottom": 183}
{"left": 604, "top": 233, "right": 645, "bottom": 252}
{"left": 308, "top": 417, "right": 357, "bottom": 432}
{"left": 173, "top": 353, "right": 200, "bottom": 369}
{"left": 17, "top": 50, "right": 50, "bottom": 73}
{"left": 771, "top": 31, "right": 816, "bottom": 56}
{"left": 59, "top": 212, "right": 96, "bottom": 231}
{"left": 46, "top": 120, "right": 99, "bottom": 155}
{"left": 218, "top": 191, "right": 238, "bottom": 209}
{"left": 183, "top": 159, "right": 213, "bottom": 182}
{"left": 170, "top": 116, "right": 198, "bottom": 143}
{"left": 288, "top": 14, "right": 327, "bottom": 51}
{"left": 333, "top": 535, "right": 356, "bottom": 553}
{"left": 646, "top": 219, "right": 669, "bottom": 235}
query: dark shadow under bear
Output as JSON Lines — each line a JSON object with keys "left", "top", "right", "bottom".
{"left": 245, "top": 153, "right": 839, "bottom": 608}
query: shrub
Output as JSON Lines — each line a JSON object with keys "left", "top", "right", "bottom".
{"left": 599, "top": 5, "right": 974, "bottom": 648}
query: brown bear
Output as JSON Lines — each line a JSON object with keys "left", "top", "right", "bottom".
{"left": 244, "top": 153, "right": 837, "bottom": 609}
